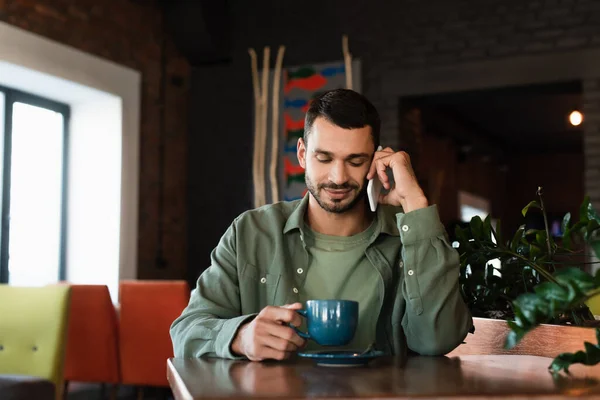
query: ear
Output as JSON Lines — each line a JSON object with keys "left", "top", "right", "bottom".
{"left": 297, "top": 138, "right": 307, "bottom": 169}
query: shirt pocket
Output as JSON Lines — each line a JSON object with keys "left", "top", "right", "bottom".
{"left": 240, "top": 262, "right": 281, "bottom": 308}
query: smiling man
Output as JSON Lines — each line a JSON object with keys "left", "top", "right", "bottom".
{"left": 170, "top": 88, "right": 473, "bottom": 361}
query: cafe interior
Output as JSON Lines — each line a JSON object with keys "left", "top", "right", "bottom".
{"left": 1, "top": 0, "right": 600, "bottom": 399}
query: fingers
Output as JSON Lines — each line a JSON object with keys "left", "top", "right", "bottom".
{"left": 259, "top": 347, "right": 293, "bottom": 361}
{"left": 267, "top": 322, "right": 306, "bottom": 348}
{"left": 262, "top": 305, "right": 303, "bottom": 327}
{"left": 243, "top": 308, "right": 307, "bottom": 361}
{"left": 367, "top": 147, "right": 395, "bottom": 183}
{"left": 247, "top": 345, "right": 292, "bottom": 361}
{"left": 367, "top": 147, "right": 384, "bottom": 179}
{"left": 263, "top": 331, "right": 301, "bottom": 352}
{"left": 375, "top": 159, "right": 390, "bottom": 189}
{"left": 367, "top": 157, "right": 392, "bottom": 189}
{"left": 281, "top": 302, "right": 303, "bottom": 310}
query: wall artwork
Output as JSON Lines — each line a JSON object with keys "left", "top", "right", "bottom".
{"left": 249, "top": 37, "right": 360, "bottom": 207}
{"left": 280, "top": 59, "right": 362, "bottom": 202}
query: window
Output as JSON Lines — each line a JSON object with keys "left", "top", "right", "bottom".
{"left": 0, "top": 85, "right": 69, "bottom": 286}
{"left": 458, "top": 191, "right": 490, "bottom": 223}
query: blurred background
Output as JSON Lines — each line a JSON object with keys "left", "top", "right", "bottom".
{"left": 1, "top": 0, "right": 598, "bottom": 292}
{"left": 2, "top": 0, "right": 600, "bottom": 398}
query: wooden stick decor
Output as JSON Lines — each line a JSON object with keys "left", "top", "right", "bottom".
{"left": 249, "top": 45, "right": 286, "bottom": 208}
{"left": 342, "top": 34, "right": 353, "bottom": 90}
{"left": 257, "top": 47, "right": 270, "bottom": 208}
{"left": 248, "top": 48, "right": 262, "bottom": 208}
{"left": 269, "top": 45, "right": 286, "bottom": 204}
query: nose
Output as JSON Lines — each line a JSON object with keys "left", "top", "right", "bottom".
{"left": 328, "top": 161, "right": 348, "bottom": 185}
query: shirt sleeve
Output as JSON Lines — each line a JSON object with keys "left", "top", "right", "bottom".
{"left": 396, "top": 205, "right": 473, "bottom": 355}
{"left": 169, "top": 218, "right": 256, "bottom": 359}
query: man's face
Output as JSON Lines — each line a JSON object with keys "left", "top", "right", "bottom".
{"left": 297, "top": 117, "right": 375, "bottom": 214}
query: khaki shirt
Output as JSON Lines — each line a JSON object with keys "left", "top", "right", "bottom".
{"left": 170, "top": 194, "right": 473, "bottom": 359}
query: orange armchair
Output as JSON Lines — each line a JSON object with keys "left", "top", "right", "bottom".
{"left": 118, "top": 280, "right": 190, "bottom": 392}
{"left": 63, "top": 284, "right": 120, "bottom": 399}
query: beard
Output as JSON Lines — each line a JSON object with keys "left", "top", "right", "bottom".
{"left": 305, "top": 174, "right": 367, "bottom": 214}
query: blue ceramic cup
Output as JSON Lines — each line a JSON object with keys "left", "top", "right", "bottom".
{"left": 292, "top": 299, "right": 358, "bottom": 346}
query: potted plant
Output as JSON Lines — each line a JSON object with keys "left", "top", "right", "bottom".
{"left": 455, "top": 187, "right": 600, "bottom": 374}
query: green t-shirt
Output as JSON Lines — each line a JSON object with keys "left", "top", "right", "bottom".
{"left": 298, "top": 218, "right": 380, "bottom": 352}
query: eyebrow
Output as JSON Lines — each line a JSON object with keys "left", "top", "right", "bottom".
{"left": 313, "top": 149, "right": 371, "bottom": 160}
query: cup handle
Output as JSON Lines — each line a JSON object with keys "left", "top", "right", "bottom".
{"left": 290, "top": 309, "right": 310, "bottom": 339}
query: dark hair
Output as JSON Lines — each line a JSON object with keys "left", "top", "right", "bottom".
{"left": 303, "top": 88, "right": 381, "bottom": 148}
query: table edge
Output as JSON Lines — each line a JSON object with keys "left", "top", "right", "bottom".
{"left": 167, "top": 358, "right": 194, "bottom": 400}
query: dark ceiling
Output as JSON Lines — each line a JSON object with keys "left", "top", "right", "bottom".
{"left": 405, "top": 81, "right": 584, "bottom": 158}
{"left": 157, "top": 0, "right": 232, "bottom": 65}
{"left": 151, "top": 0, "right": 584, "bottom": 160}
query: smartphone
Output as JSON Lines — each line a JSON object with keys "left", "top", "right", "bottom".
{"left": 367, "top": 176, "right": 383, "bottom": 212}
{"left": 367, "top": 146, "right": 384, "bottom": 212}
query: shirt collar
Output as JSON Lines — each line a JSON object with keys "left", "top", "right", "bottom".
{"left": 283, "top": 193, "right": 400, "bottom": 237}
{"left": 283, "top": 193, "right": 310, "bottom": 234}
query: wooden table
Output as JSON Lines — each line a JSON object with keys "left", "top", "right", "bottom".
{"left": 0, "top": 375, "right": 55, "bottom": 400}
{"left": 167, "top": 354, "right": 600, "bottom": 399}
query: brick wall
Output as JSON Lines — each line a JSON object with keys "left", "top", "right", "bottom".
{"left": 0, "top": 0, "right": 190, "bottom": 280}
{"left": 214, "top": 0, "right": 600, "bottom": 144}
{"left": 360, "top": 0, "right": 600, "bottom": 145}
{"left": 188, "top": 0, "right": 600, "bottom": 280}
{"left": 583, "top": 78, "right": 600, "bottom": 269}
{"left": 584, "top": 79, "right": 600, "bottom": 208}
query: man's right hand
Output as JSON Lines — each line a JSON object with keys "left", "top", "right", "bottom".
{"left": 231, "top": 303, "right": 306, "bottom": 361}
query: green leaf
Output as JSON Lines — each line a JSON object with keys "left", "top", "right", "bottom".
{"left": 470, "top": 216, "right": 484, "bottom": 241}
{"left": 593, "top": 269, "right": 600, "bottom": 287}
{"left": 580, "top": 195, "right": 600, "bottom": 224}
{"left": 534, "top": 282, "right": 569, "bottom": 303}
{"left": 562, "top": 227, "right": 572, "bottom": 249}
{"left": 535, "top": 231, "right": 547, "bottom": 248}
{"left": 512, "top": 293, "right": 548, "bottom": 326}
{"left": 524, "top": 228, "right": 541, "bottom": 238}
{"left": 548, "top": 329, "right": 600, "bottom": 374}
{"left": 554, "top": 267, "right": 595, "bottom": 293}
{"left": 553, "top": 266, "right": 592, "bottom": 282}
{"left": 529, "top": 244, "right": 542, "bottom": 260}
{"left": 585, "top": 340, "right": 600, "bottom": 360}
{"left": 592, "top": 240, "right": 600, "bottom": 260}
{"left": 562, "top": 212, "right": 571, "bottom": 235}
{"left": 589, "top": 204, "right": 600, "bottom": 224}
{"left": 505, "top": 265, "right": 599, "bottom": 352}
{"left": 549, "top": 355, "right": 574, "bottom": 374}
{"left": 522, "top": 201, "right": 541, "bottom": 217}
{"left": 483, "top": 215, "right": 493, "bottom": 242}
{"left": 587, "top": 220, "right": 600, "bottom": 238}
{"left": 505, "top": 320, "right": 526, "bottom": 349}
{"left": 494, "top": 219, "right": 503, "bottom": 246}
{"left": 580, "top": 196, "right": 591, "bottom": 223}
{"left": 511, "top": 226, "right": 525, "bottom": 252}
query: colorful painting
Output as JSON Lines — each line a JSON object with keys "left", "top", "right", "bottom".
{"left": 279, "top": 59, "right": 361, "bottom": 202}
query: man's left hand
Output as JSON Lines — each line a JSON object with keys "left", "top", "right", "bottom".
{"left": 366, "top": 147, "right": 429, "bottom": 213}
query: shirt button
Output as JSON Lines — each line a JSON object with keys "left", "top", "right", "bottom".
{"left": 408, "top": 270, "right": 414, "bottom": 276}
{"left": 293, "top": 287, "right": 299, "bottom": 294}
{"left": 402, "top": 225, "right": 409, "bottom": 232}
{"left": 297, "top": 268, "right": 304, "bottom": 274}
{"left": 260, "top": 277, "right": 267, "bottom": 284}
{"left": 399, "top": 261, "right": 404, "bottom": 268}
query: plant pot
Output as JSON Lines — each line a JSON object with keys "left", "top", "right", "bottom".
{"left": 446, "top": 317, "right": 598, "bottom": 358}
